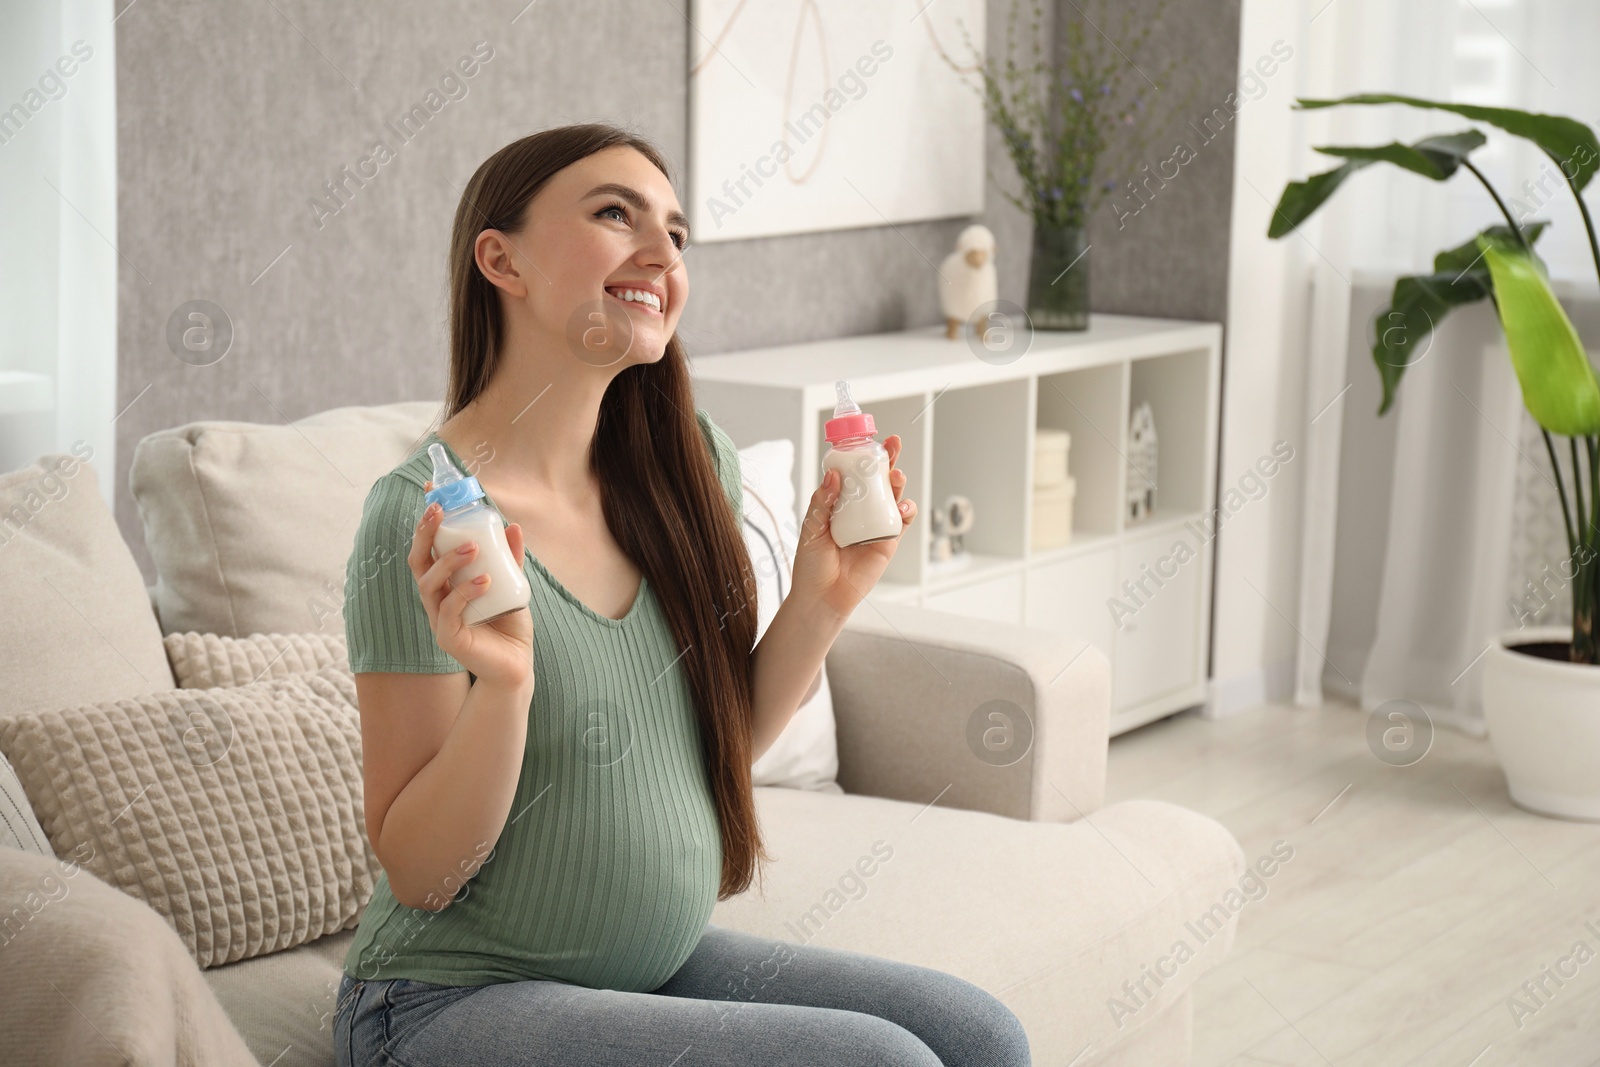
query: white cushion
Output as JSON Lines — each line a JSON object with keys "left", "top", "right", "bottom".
{"left": 737, "top": 439, "right": 840, "bottom": 793}
{"left": 0, "top": 749, "right": 49, "bottom": 856}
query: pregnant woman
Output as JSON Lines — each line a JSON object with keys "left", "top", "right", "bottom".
{"left": 332, "top": 122, "right": 1031, "bottom": 1067}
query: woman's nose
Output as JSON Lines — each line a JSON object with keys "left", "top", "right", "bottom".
{"left": 636, "top": 226, "right": 680, "bottom": 272}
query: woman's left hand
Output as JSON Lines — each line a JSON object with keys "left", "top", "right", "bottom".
{"left": 790, "top": 435, "right": 917, "bottom": 622}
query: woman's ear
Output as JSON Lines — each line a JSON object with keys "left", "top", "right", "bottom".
{"left": 476, "top": 228, "right": 531, "bottom": 298}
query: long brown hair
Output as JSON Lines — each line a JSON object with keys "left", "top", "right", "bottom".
{"left": 444, "top": 124, "right": 768, "bottom": 900}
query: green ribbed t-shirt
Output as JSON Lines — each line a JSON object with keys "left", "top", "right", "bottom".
{"left": 341, "top": 409, "right": 743, "bottom": 993}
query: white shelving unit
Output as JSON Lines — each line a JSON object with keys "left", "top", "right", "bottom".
{"left": 691, "top": 313, "right": 1222, "bottom": 735}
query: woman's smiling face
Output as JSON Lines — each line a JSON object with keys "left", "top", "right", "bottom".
{"left": 480, "top": 144, "right": 689, "bottom": 368}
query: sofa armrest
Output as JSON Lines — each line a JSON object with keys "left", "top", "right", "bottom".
{"left": 824, "top": 600, "right": 1110, "bottom": 823}
{"left": 0, "top": 847, "right": 257, "bottom": 1066}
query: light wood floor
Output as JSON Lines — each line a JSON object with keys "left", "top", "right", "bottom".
{"left": 1104, "top": 699, "right": 1600, "bottom": 1067}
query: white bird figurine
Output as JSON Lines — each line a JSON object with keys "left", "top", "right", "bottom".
{"left": 938, "top": 224, "right": 998, "bottom": 340}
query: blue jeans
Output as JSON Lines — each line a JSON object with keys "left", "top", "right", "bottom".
{"left": 333, "top": 922, "right": 1030, "bottom": 1066}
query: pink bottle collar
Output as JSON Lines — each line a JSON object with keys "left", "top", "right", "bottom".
{"left": 825, "top": 411, "right": 875, "bottom": 441}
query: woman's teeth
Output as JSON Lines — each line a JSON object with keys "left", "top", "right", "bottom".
{"left": 608, "top": 288, "right": 662, "bottom": 313}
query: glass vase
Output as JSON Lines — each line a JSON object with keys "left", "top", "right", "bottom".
{"left": 1026, "top": 219, "right": 1090, "bottom": 331}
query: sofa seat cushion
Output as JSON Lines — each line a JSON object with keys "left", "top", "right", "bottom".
{"left": 712, "top": 787, "right": 1248, "bottom": 1060}
{"left": 0, "top": 452, "right": 176, "bottom": 719}
{"left": 203, "top": 928, "right": 356, "bottom": 1067}
{"left": 197, "top": 787, "right": 1242, "bottom": 1067}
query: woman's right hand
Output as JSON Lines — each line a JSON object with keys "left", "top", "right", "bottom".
{"left": 408, "top": 493, "right": 534, "bottom": 690}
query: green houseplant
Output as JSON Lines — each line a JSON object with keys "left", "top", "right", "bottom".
{"left": 949, "top": 0, "right": 1184, "bottom": 330}
{"left": 1269, "top": 94, "right": 1600, "bottom": 819}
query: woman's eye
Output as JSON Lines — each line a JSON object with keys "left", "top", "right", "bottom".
{"left": 597, "top": 203, "right": 687, "bottom": 250}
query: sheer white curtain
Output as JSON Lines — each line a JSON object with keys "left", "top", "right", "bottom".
{"left": 0, "top": 0, "right": 117, "bottom": 503}
{"left": 1291, "top": 0, "right": 1600, "bottom": 733}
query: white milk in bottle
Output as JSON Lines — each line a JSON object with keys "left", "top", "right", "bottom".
{"left": 821, "top": 380, "right": 904, "bottom": 548}
{"left": 425, "top": 442, "right": 531, "bottom": 625}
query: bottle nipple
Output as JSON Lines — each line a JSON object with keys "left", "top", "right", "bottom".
{"left": 424, "top": 443, "right": 484, "bottom": 511}
{"left": 427, "top": 443, "right": 465, "bottom": 490}
{"left": 833, "top": 379, "right": 861, "bottom": 418}
{"left": 824, "top": 379, "right": 875, "bottom": 442}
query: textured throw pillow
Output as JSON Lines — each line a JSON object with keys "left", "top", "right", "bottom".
{"left": 0, "top": 749, "right": 49, "bottom": 856}
{"left": 164, "top": 631, "right": 349, "bottom": 689}
{"left": 0, "top": 665, "right": 377, "bottom": 968}
{"left": 737, "top": 439, "right": 841, "bottom": 793}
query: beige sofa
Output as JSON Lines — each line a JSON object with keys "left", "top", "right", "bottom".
{"left": 0, "top": 402, "right": 1246, "bottom": 1067}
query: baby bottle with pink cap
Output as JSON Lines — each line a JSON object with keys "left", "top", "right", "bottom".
{"left": 821, "top": 380, "right": 903, "bottom": 548}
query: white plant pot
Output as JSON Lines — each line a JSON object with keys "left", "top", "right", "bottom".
{"left": 1481, "top": 624, "right": 1600, "bottom": 821}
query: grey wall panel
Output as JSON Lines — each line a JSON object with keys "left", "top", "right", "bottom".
{"left": 1054, "top": 0, "right": 1242, "bottom": 326}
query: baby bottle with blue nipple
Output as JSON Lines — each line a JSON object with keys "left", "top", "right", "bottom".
{"left": 425, "top": 443, "right": 531, "bottom": 625}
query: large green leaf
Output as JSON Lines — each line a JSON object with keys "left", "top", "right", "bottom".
{"left": 1372, "top": 275, "right": 1485, "bottom": 413}
{"left": 1317, "top": 130, "right": 1487, "bottom": 175}
{"left": 1437, "top": 221, "right": 1546, "bottom": 275}
{"left": 1296, "top": 94, "right": 1600, "bottom": 190}
{"left": 1268, "top": 131, "right": 1485, "bottom": 238}
{"left": 1372, "top": 223, "right": 1548, "bottom": 414}
{"left": 1478, "top": 235, "right": 1600, "bottom": 436}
